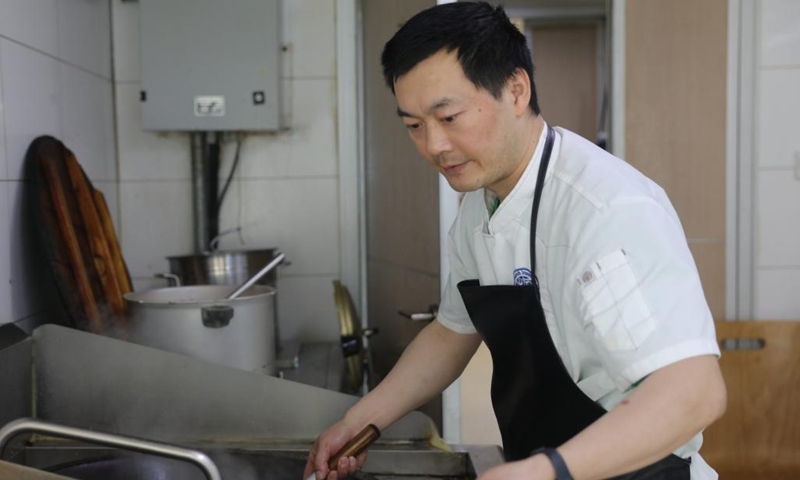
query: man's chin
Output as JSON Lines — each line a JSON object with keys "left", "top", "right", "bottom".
{"left": 442, "top": 175, "right": 482, "bottom": 193}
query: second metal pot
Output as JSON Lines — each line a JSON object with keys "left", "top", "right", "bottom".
{"left": 167, "top": 249, "right": 281, "bottom": 287}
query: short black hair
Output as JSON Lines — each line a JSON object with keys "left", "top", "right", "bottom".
{"left": 381, "top": 1, "right": 540, "bottom": 115}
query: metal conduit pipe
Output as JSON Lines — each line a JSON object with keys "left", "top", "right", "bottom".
{"left": 190, "top": 132, "right": 208, "bottom": 253}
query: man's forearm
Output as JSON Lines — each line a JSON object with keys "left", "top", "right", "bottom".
{"left": 555, "top": 355, "right": 727, "bottom": 480}
{"left": 344, "top": 321, "right": 482, "bottom": 430}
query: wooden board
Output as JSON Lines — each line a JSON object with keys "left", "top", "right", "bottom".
{"left": 702, "top": 321, "right": 800, "bottom": 479}
{"left": 94, "top": 190, "right": 132, "bottom": 295}
{"left": 65, "top": 152, "right": 126, "bottom": 317}
{"left": 26, "top": 135, "right": 130, "bottom": 333}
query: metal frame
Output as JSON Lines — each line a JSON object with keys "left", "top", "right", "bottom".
{"left": 729, "top": 0, "right": 756, "bottom": 320}
{"left": 611, "top": 0, "right": 625, "bottom": 158}
{"left": 337, "top": 0, "right": 364, "bottom": 315}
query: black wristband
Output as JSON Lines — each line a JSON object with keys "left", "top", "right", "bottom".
{"left": 531, "top": 447, "right": 573, "bottom": 480}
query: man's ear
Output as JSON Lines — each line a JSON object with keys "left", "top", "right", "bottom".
{"left": 507, "top": 69, "right": 532, "bottom": 116}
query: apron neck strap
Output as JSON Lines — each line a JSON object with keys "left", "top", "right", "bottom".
{"left": 530, "top": 125, "right": 556, "bottom": 275}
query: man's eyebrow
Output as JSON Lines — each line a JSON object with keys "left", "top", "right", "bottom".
{"left": 396, "top": 98, "right": 456, "bottom": 118}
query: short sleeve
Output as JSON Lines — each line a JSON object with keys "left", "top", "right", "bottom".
{"left": 436, "top": 219, "right": 478, "bottom": 335}
{"left": 568, "top": 197, "right": 721, "bottom": 391}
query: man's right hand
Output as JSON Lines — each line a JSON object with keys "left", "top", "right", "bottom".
{"left": 302, "top": 322, "right": 481, "bottom": 480}
{"left": 303, "top": 419, "right": 369, "bottom": 480}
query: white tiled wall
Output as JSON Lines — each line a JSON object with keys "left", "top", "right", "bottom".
{"left": 753, "top": 0, "right": 800, "bottom": 320}
{"left": 0, "top": 0, "right": 116, "bottom": 327}
{"left": 0, "top": 184, "right": 11, "bottom": 323}
{"left": 113, "top": 0, "right": 342, "bottom": 342}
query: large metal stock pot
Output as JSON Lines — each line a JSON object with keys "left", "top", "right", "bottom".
{"left": 124, "top": 285, "right": 276, "bottom": 375}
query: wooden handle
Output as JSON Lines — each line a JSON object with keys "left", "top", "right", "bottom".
{"left": 328, "top": 424, "right": 380, "bottom": 470}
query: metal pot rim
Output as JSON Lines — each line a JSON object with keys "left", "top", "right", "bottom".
{"left": 124, "top": 285, "right": 275, "bottom": 307}
{"left": 166, "top": 249, "right": 278, "bottom": 261}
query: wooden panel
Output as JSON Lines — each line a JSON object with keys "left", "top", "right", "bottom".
{"left": 531, "top": 25, "right": 598, "bottom": 142}
{"left": 363, "top": 0, "right": 440, "bottom": 275}
{"left": 626, "top": 0, "right": 727, "bottom": 240}
{"left": 689, "top": 242, "right": 725, "bottom": 320}
{"left": 702, "top": 321, "right": 800, "bottom": 479}
{"left": 363, "top": 0, "right": 441, "bottom": 430}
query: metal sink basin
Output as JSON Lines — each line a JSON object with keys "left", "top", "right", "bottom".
{"left": 10, "top": 441, "right": 498, "bottom": 480}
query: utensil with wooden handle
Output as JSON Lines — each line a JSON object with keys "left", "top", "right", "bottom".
{"left": 305, "top": 424, "right": 381, "bottom": 480}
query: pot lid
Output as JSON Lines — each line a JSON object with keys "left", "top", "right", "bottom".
{"left": 333, "top": 280, "right": 364, "bottom": 394}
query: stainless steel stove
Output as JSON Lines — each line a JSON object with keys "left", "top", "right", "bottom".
{"left": 0, "top": 324, "right": 503, "bottom": 480}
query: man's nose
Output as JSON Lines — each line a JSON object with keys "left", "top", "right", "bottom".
{"left": 425, "top": 125, "right": 452, "bottom": 157}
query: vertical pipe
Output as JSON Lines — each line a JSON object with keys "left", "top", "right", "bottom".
{"left": 207, "top": 132, "right": 221, "bottom": 245}
{"left": 191, "top": 132, "right": 208, "bottom": 253}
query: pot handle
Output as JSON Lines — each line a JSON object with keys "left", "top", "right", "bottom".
{"left": 154, "top": 273, "right": 182, "bottom": 287}
{"left": 202, "top": 305, "right": 233, "bottom": 328}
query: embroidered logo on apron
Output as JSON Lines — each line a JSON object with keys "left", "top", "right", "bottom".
{"left": 513, "top": 268, "right": 533, "bottom": 286}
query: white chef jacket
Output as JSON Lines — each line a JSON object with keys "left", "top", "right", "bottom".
{"left": 437, "top": 125, "right": 721, "bottom": 480}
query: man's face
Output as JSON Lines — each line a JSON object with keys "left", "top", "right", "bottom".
{"left": 394, "top": 49, "right": 528, "bottom": 196}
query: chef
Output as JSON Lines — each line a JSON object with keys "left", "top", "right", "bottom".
{"left": 304, "top": 3, "right": 726, "bottom": 480}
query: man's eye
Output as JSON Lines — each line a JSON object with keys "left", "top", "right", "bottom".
{"left": 442, "top": 115, "right": 457, "bottom": 124}
{"left": 406, "top": 123, "right": 422, "bottom": 131}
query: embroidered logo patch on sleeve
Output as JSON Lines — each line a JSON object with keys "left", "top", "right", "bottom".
{"left": 513, "top": 268, "right": 533, "bottom": 286}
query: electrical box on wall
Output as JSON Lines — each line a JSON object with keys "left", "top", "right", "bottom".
{"left": 139, "top": 0, "right": 282, "bottom": 131}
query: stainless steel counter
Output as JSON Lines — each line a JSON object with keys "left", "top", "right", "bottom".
{"left": 0, "top": 324, "right": 505, "bottom": 479}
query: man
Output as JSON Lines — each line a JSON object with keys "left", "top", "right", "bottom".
{"left": 303, "top": 3, "right": 726, "bottom": 480}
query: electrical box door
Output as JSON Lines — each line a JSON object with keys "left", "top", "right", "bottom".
{"left": 139, "top": 0, "right": 282, "bottom": 131}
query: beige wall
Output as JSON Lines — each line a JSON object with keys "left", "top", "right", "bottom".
{"left": 625, "top": 0, "right": 728, "bottom": 319}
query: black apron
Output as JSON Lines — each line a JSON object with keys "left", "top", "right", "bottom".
{"left": 456, "top": 126, "right": 690, "bottom": 479}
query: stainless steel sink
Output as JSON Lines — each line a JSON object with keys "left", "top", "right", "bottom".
{"left": 10, "top": 440, "right": 499, "bottom": 480}
{"left": 0, "top": 325, "right": 504, "bottom": 480}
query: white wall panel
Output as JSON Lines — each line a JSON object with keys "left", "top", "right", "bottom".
{"left": 0, "top": 182, "right": 12, "bottom": 324}
{"left": 217, "top": 177, "right": 340, "bottom": 276}
{"left": 235, "top": 78, "right": 337, "bottom": 179}
{"left": 0, "top": 39, "right": 61, "bottom": 180}
{"left": 276, "top": 275, "right": 340, "bottom": 343}
{"left": 57, "top": 0, "right": 112, "bottom": 78}
{"left": 754, "top": 269, "right": 800, "bottom": 319}
{"left": 0, "top": 44, "right": 7, "bottom": 180}
{"left": 120, "top": 180, "right": 193, "bottom": 278}
{"left": 111, "top": 0, "right": 140, "bottom": 82}
{"left": 281, "top": 0, "right": 336, "bottom": 78}
{"left": 0, "top": 0, "right": 59, "bottom": 57}
{"left": 60, "top": 63, "right": 115, "bottom": 181}
{"left": 760, "top": 0, "right": 800, "bottom": 67}
{"left": 757, "top": 69, "right": 800, "bottom": 168}
{"left": 756, "top": 171, "right": 800, "bottom": 267}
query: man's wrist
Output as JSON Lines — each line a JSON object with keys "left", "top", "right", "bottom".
{"left": 527, "top": 451, "right": 557, "bottom": 480}
{"left": 531, "top": 447, "right": 573, "bottom": 480}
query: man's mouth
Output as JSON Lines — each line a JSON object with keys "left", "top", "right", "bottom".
{"left": 441, "top": 162, "right": 467, "bottom": 174}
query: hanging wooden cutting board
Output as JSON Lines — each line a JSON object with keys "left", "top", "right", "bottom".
{"left": 26, "top": 135, "right": 131, "bottom": 333}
